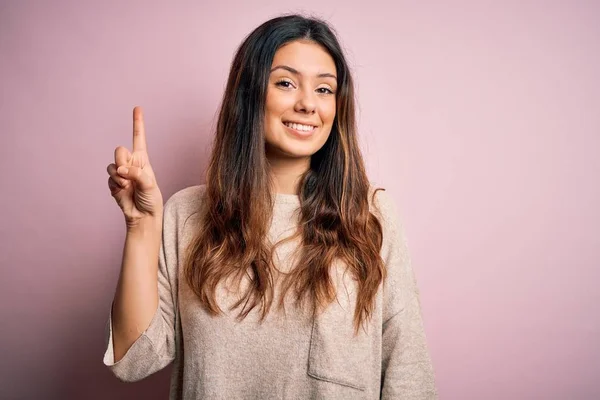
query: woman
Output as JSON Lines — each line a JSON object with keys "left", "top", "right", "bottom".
{"left": 104, "top": 14, "right": 437, "bottom": 399}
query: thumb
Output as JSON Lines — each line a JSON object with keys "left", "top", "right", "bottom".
{"left": 117, "top": 165, "right": 153, "bottom": 190}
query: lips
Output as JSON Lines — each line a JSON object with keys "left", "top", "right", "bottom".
{"left": 282, "top": 121, "right": 317, "bottom": 138}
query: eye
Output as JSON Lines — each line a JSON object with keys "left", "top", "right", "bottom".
{"left": 317, "top": 87, "right": 335, "bottom": 95}
{"left": 275, "top": 79, "right": 295, "bottom": 89}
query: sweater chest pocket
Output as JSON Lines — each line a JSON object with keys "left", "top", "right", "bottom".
{"left": 307, "top": 269, "right": 372, "bottom": 392}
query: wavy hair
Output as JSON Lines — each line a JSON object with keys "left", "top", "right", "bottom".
{"left": 183, "top": 14, "right": 386, "bottom": 334}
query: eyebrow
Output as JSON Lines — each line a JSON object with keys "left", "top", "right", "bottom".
{"left": 270, "top": 65, "right": 337, "bottom": 80}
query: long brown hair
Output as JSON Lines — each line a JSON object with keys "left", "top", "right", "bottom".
{"left": 183, "top": 14, "right": 386, "bottom": 334}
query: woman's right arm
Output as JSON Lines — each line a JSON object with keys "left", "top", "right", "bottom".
{"left": 103, "top": 205, "right": 178, "bottom": 382}
{"left": 111, "top": 217, "right": 162, "bottom": 362}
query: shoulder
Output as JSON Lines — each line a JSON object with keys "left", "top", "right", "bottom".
{"left": 367, "top": 182, "right": 400, "bottom": 226}
{"left": 162, "top": 184, "right": 208, "bottom": 226}
{"left": 367, "top": 183, "right": 409, "bottom": 257}
{"left": 164, "top": 183, "right": 206, "bottom": 208}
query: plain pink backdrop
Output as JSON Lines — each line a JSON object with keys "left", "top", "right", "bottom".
{"left": 1, "top": 1, "right": 598, "bottom": 399}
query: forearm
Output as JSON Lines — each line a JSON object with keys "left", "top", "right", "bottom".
{"left": 111, "top": 216, "right": 162, "bottom": 362}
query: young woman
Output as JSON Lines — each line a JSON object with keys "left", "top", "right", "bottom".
{"left": 104, "top": 14, "right": 437, "bottom": 400}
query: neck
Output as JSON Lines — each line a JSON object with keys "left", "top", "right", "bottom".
{"left": 266, "top": 153, "right": 310, "bottom": 195}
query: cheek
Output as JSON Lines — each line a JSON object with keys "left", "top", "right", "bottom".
{"left": 323, "top": 101, "right": 336, "bottom": 125}
{"left": 265, "top": 89, "right": 294, "bottom": 118}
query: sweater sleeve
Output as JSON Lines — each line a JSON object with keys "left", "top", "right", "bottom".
{"left": 374, "top": 190, "right": 438, "bottom": 399}
{"left": 102, "top": 197, "right": 179, "bottom": 382}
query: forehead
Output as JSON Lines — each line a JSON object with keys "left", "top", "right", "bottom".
{"left": 271, "top": 40, "right": 336, "bottom": 75}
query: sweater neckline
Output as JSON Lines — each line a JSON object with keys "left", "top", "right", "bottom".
{"left": 274, "top": 192, "right": 300, "bottom": 205}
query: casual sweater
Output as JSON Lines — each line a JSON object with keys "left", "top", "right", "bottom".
{"left": 103, "top": 184, "right": 437, "bottom": 399}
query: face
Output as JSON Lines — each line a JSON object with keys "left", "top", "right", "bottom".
{"left": 264, "top": 40, "right": 337, "bottom": 162}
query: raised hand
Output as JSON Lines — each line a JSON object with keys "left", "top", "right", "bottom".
{"left": 107, "top": 106, "right": 163, "bottom": 228}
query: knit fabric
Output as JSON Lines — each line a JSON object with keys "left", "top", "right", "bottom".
{"left": 103, "top": 184, "right": 437, "bottom": 399}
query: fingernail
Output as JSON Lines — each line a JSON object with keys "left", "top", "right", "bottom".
{"left": 118, "top": 167, "right": 129, "bottom": 175}
{"left": 127, "top": 153, "right": 132, "bottom": 161}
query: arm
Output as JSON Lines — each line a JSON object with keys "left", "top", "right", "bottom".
{"left": 111, "top": 217, "right": 162, "bottom": 363}
{"left": 375, "top": 190, "right": 438, "bottom": 399}
{"left": 103, "top": 198, "right": 178, "bottom": 382}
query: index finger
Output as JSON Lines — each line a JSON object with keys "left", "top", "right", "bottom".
{"left": 132, "top": 106, "right": 147, "bottom": 152}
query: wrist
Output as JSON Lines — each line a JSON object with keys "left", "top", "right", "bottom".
{"left": 125, "top": 214, "right": 163, "bottom": 235}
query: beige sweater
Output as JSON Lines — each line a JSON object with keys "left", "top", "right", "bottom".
{"left": 103, "top": 184, "right": 437, "bottom": 399}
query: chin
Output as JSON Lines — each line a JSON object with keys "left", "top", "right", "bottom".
{"left": 280, "top": 146, "right": 318, "bottom": 158}
{"left": 267, "top": 140, "right": 320, "bottom": 159}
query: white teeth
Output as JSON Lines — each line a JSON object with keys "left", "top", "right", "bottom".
{"left": 284, "top": 122, "right": 315, "bottom": 132}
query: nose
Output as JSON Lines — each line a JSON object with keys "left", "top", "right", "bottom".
{"left": 294, "top": 87, "right": 316, "bottom": 114}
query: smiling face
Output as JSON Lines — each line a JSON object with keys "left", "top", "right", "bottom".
{"left": 264, "top": 40, "right": 337, "bottom": 164}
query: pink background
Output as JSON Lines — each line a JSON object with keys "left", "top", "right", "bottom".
{"left": 1, "top": 1, "right": 599, "bottom": 399}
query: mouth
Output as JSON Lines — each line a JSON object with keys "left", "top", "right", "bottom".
{"left": 282, "top": 121, "right": 318, "bottom": 138}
